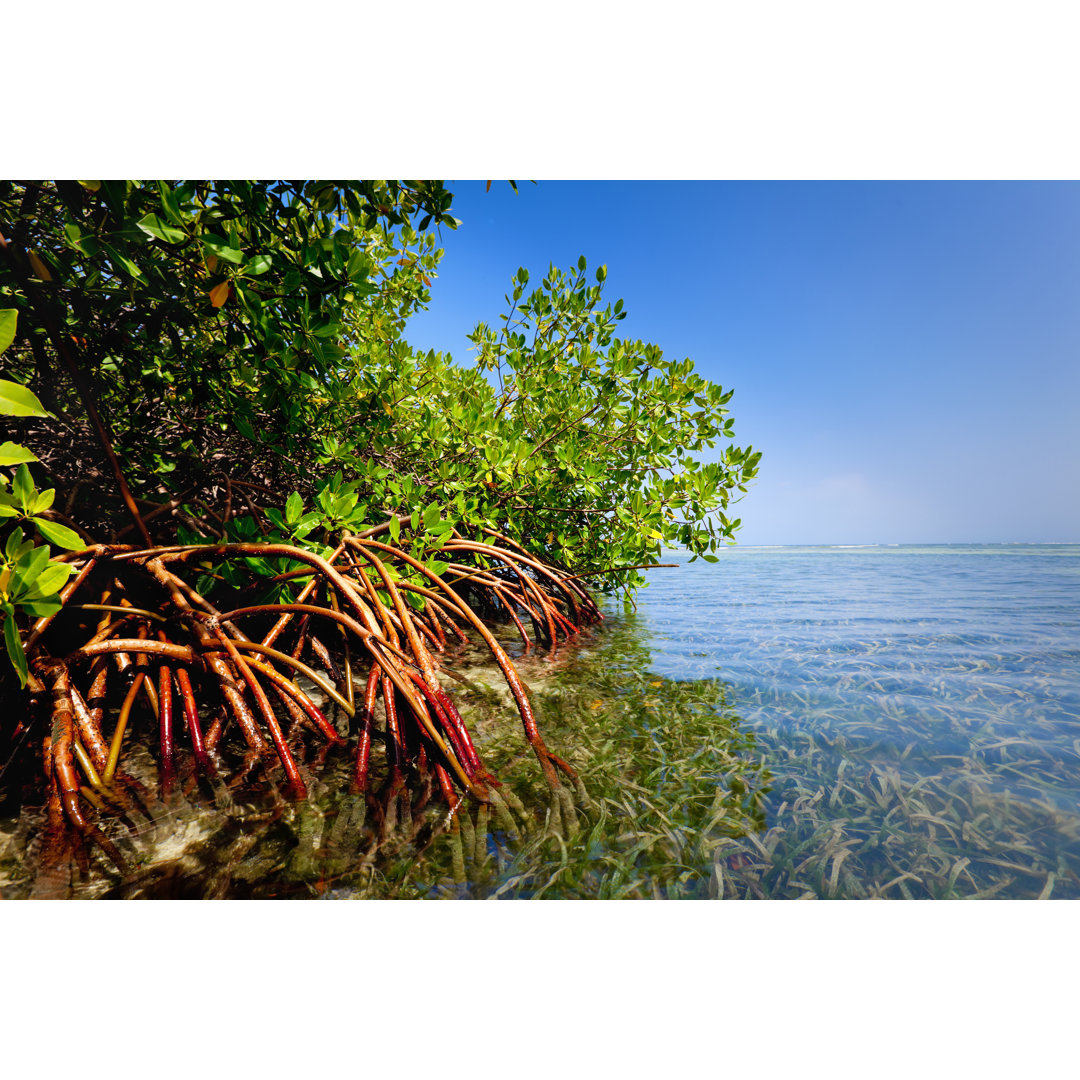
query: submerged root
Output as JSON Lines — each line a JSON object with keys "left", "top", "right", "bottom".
{"left": 7, "top": 534, "right": 603, "bottom": 882}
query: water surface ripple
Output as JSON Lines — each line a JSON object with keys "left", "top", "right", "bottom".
{"left": 619, "top": 544, "right": 1080, "bottom": 898}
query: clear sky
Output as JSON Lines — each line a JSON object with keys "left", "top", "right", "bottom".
{"left": 405, "top": 182, "right": 1080, "bottom": 545}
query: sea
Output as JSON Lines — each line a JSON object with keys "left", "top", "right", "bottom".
{"left": 613, "top": 543, "right": 1080, "bottom": 898}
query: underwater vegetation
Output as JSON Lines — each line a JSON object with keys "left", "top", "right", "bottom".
{"left": 0, "top": 618, "right": 769, "bottom": 898}
{"left": 707, "top": 688, "right": 1080, "bottom": 900}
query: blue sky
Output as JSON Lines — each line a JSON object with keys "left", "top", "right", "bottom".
{"left": 405, "top": 182, "right": 1080, "bottom": 545}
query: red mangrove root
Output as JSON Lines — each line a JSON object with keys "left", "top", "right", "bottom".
{"left": 7, "top": 530, "right": 604, "bottom": 877}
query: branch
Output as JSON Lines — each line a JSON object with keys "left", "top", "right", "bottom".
{"left": 524, "top": 399, "right": 605, "bottom": 463}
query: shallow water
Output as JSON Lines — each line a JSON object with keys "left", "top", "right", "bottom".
{"left": 3, "top": 544, "right": 1077, "bottom": 899}
{"left": 339, "top": 542, "right": 1080, "bottom": 899}
{"left": 619, "top": 544, "right": 1080, "bottom": 898}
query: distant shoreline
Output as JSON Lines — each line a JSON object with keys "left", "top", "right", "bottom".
{"left": 659, "top": 542, "right": 1080, "bottom": 555}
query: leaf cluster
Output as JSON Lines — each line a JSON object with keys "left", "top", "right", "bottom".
{"left": 0, "top": 180, "right": 454, "bottom": 489}
{"left": 0, "top": 310, "right": 82, "bottom": 685}
{"left": 320, "top": 257, "right": 761, "bottom": 592}
{"left": 1, "top": 182, "right": 759, "bottom": 601}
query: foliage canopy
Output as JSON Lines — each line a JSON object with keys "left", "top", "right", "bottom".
{"left": 0, "top": 180, "right": 757, "bottom": 603}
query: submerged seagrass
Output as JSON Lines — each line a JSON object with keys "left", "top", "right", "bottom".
{"left": 636, "top": 544, "right": 1080, "bottom": 899}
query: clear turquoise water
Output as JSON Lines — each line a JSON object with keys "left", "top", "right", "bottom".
{"left": 616, "top": 544, "right": 1080, "bottom": 897}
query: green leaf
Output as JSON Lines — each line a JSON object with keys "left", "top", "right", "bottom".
{"left": 20, "top": 596, "right": 63, "bottom": 617}
{"left": 21, "top": 561, "right": 71, "bottom": 600}
{"left": 3, "top": 610, "right": 28, "bottom": 689}
{"left": 0, "top": 379, "right": 51, "bottom": 418}
{"left": 0, "top": 441, "right": 38, "bottom": 466}
{"left": 347, "top": 250, "right": 370, "bottom": 281}
{"left": 389, "top": 515, "right": 401, "bottom": 543}
{"left": 202, "top": 235, "right": 245, "bottom": 264}
{"left": 5, "top": 527, "right": 28, "bottom": 562}
{"left": 136, "top": 212, "right": 186, "bottom": 245}
{"left": 0, "top": 309, "right": 17, "bottom": 354}
{"left": 10, "top": 545, "right": 50, "bottom": 600}
{"left": 157, "top": 181, "right": 185, "bottom": 226}
{"left": 32, "top": 488, "right": 55, "bottom": 514}
{"left": 285, "top": 491, "right": 303, "bottom": 524}
{"left": 31, "top": 517, "right": 85, "bottom": 551}
{"left": 63, "top": 223, "right": 99, "bottom": 257}
{"left": 12, "top": 463, "right": 34, "bottom": 511}
{"left": 242, "top": 254, "right": 273, "bottom": 276}
{"left": 18, "top": 540, "right": 51, "bottom": 577}
{"left": 102, "top": 243, "right": 144, "bottom": 279}
{"left": 423, "top": 503, "right": 441, "bottom": 531}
